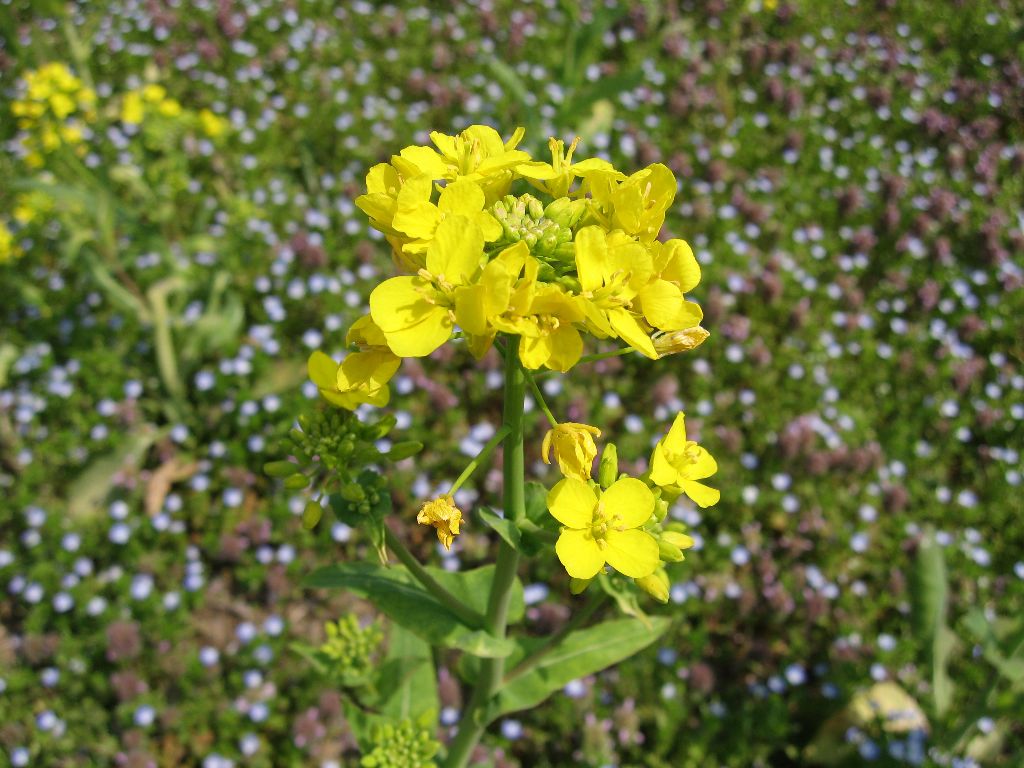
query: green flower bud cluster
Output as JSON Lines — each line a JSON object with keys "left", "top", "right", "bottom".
{"left": 319, "top": 614, "right": 383, "bottom": 681}
{"left": 360, "top": 720, "right": 439, "bottom": 768}
{"left": 489, "top": 194, "right": 583, "bottom": 277}
{"left": 264, "top": 406, "right": 413, "bottom": 529}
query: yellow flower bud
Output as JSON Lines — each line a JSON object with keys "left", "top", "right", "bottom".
{"left": 416, "top": 496, "right": 463, "bottom": 551}
{"left": 653, "top": 326, "right": 710, "bottom": 357}
{"left": 541, "top": 422, "right": 601, "bottom": 481}
{"left": 635, "top": 569, "right": 670, "bottom": 603}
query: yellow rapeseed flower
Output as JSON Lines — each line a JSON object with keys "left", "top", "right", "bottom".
{"left": 649, "top": 413, "right": 720, "bottom": 507}
{"left": 369, "top": 216, "right": 485, "bottom": 357}
{"left": 306, "top": 318, "right": 401, "bottom": 410}
{"left": 0, "top": 223, "right": 21, "bottom": 263}
{"left": 541, "top": 422, "right": 601, "bottom": 481}
{"left": 416, "top": 496, "right": 463, "bottom": 550}
{"left": 547, "top": 477, "right": 659, "bottom": 579}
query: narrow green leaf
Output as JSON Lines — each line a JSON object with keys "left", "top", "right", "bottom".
{"left": 476, "top": 507, "right": 522, "bottom": 551}
{"left": 307, "top": 563, "right": 513, "bottom": 658}
{"left": 491, "top": 617, "right": 669, "bottom": 717}
{"left": 67, "top": 424, "right": 161, "bottom": 520}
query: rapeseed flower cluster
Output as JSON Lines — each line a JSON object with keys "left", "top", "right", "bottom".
{"left": 11, "top": 63, "right": 96, "bottom": 167}
{"left": 544, "top": 412, "right": 716, "bottom": 595}
{"left": 311, "top": 125, "right": 709, "bottom": 411}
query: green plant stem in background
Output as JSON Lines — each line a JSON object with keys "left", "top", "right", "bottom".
{"left": 383, "top": 527, "right": 485, "bottom": 628}
{"left": 443, "top": 336, "right": 526, "bottom": 768}
{"left": 448, "top": 425, "right": 511, "bottom": 495}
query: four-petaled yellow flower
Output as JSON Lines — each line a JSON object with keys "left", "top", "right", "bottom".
{"left": 417, "top": 496, "right": 463, "bottom": 550}
{"left": 542, "top": 422, "right": 601, "bottom": 481}
{"left": 548, "top": 477, "right": 659, "bottom": 580}
{"left": 649, "top": 413, "right": 720, "bottom": 508}
{"left": 307, "top": 317, "right": 401, "bottom": 410}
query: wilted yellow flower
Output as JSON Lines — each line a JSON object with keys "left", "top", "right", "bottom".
{"left": 416, "top": 496, "right": 463, "bottom": 550}
{"left": 542, "top": 422, "right": 601, "bottom": 481}
{"left": 649, "top": 413, "right": 720, "bottom": 508}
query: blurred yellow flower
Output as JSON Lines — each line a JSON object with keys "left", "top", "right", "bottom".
{"left": 542, "top": 422, "right": 601, "bottom": 481}
{"left": 417, "top": 496, "right": 463, "bottom": 550}
{"left": 548, "top": 477, "right": 659, "bottom": 579}
{"left": 0, "top": 223, "right": 22, "bottom": 263}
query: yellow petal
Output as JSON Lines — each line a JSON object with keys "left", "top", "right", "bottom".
{"left": 545, "top": 326, "right": 583, "bottom": 372}
{"left": 369, "top": 276, "right": 434, "bottom": 332}
{"left": 555, "top": 529, "right": 606, "bottom": 580}
{"left": 607, "top": 308, "right": 657, "bottom": 359}
{"left": 395, "top": 145, "right": 448, "bottom": 178}
{"left": 572, "top": 226, "right": 608, "bottom": 293}
{"left": 648, "top": 443, "right": 680, "bottom": 487}
{"left": 681, "top": 479, "right": 720, "bottom": 508}
{"left": 307, "top": 351, "right": 339, "bottom": 391}
{"left": 546, "top": 478, "right": 597, "bottom": 528}
{"left": 658, "top": 239, "right": 701, "bottom": 293}
{"left": 393, "top": 201, "right": 440, "bottom": 240}
{"left": 426, "top": 216, "right": 483, "bottom": 285}
{"left": 601, "top": 477, "right": 655, "bottom": 528}
{"left": 604, "top": 529, "right": 660, "bottom": 578}
{"left": 518, "top": 333, "right": 551, "bottom": 370}
{"left": 379, "top": 308, "right": 452, "bottom": 358}
{"left": 686, "top": 446, "right": 718, "bottom": 480}
{"left": 438, "top": 179, "right": 485, "bottom": 215}
{"left": 663, "top": 412, "right": 689, "bottom": 452}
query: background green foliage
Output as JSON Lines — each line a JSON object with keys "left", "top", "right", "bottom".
{"left": 1, "top": 0, "right": 1022, "bottom": 765}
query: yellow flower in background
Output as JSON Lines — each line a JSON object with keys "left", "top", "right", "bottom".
{"left": 417, "top": 496, "right": 463, "bottom": 550}
{"left": 542, "top": 422, "right": 601, "bottom": 481}
{"left": 198, "top": 109, "right": 228, "bottom": 138}
{"left": 649, "top": 413, "right": 720, "bottom": 508}
{"left": 121, "top": 91, "right": 145, "bottom": 125}
{"left": 370, "top": 216, "right": 485, "bottom": 357}
{"left": 0, "top": 223, "right": 22, "bottom": 264}
{"left": 548, "top": 477, "right": 659, "bottom": 579}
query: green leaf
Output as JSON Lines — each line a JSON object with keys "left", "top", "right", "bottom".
{"left": 66, "top": 424, "right": 161, "bottom": 521}
{"left": 307, "top": 563, "right": 513, "bottom": 658}
{"left": 475, "top": 507, "right": 522, "bottom": 551}
{"left": 598, "top": 573, "right": 651, "bottom": 627}
{"left": 427, "top": 565, "right": 524, "bottom": 625}
{"left": 490, "top": 617, "right": 669, "bottom": 717}
{"left": 524, "top": 481, "right": 555, "bottom": 528}
{"left": 378, "top": 624, "right": 438, "bottom": 726}
{"left": 910, "top": 527, "right": 954, "bottom": 716}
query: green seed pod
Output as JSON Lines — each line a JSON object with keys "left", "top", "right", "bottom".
{"left": 264, "top": 460, "right": 297, "bottom": 478}
{"left": 284, "top": 473, "right": 310, "bottom": 490}
{"left": 302, "top": 501, "right": 323, "bottom": 530}
{"left": 598, "top": 443, "right": 618, "bottom": 489}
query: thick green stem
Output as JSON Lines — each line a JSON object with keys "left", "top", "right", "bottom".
{"left": 383, "top": 527, "right": 485, "bottom": 628}
{"left": 443, "top": 336, "right": 526, "bottom": 768}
